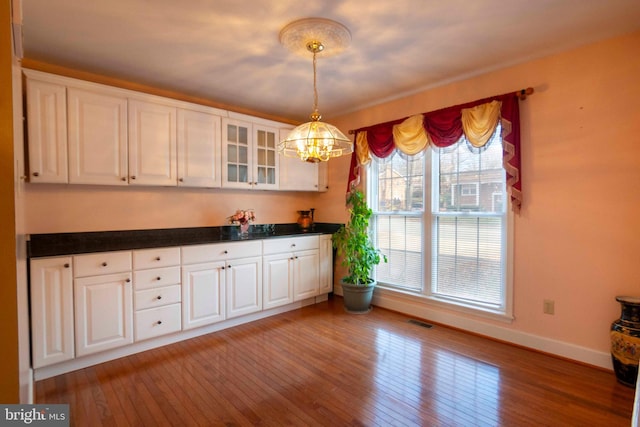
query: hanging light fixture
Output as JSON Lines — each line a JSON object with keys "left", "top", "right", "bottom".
{"left": 278, "top": 18, "right": 354, "bottom": 163}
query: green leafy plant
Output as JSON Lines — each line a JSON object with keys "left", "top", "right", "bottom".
{"left": 332, "top": 189, "right": 387, "bottom": 286}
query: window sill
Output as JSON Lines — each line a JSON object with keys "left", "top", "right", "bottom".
{"left": 374, "top": 284, "right": 514, "bottom": 324}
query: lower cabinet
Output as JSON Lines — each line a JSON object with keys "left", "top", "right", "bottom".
{"left": 225, "top": 256, "right": 262, "bottom": 319}
{"left": 30, "top": 233, "right": 332, "bottom": 374}
{"left": 181, "top": 261, "right": 226, "bottom": 329}
{"left": 74, "top": 272, "right": 133, "bottom": 357}
{"left": 263, "top": 235, "right": 320, "bottom": 309}
{"left": 30, "top": 257, "right": 74, "bottom": 368}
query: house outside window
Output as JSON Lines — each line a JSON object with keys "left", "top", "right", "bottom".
{"left": 369, "top": 127, "right": 513, "bottom": 318}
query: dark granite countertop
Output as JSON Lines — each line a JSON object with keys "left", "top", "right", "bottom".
{"left": 28, "top": 223, "right": 342, "bottom": 258}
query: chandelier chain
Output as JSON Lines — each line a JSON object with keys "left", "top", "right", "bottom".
{"left": 312, "top": 49, "right": 319, "bottom": 114}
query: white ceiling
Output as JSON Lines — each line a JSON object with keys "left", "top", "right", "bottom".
{"left": 19, "top": 0, "right": 640, "bottom": 123}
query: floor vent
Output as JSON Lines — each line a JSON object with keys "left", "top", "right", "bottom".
{"left": 408, "top": 319, "right": 433, "bottom": 329}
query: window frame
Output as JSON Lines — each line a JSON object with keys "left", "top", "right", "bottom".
{"left": 367, "top": 142, "right": 514, "bottom": 322}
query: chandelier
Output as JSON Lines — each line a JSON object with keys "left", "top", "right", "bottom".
{"left": 278, "top": 18, "right": 354, "bottom": 163}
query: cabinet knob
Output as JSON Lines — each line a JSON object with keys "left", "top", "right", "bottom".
{"left": 221, "top": 266, "right": 225, "bottom": 270}
{"left": 227, "top": 264, "right": 232, "bottom": 269}
{"left": 290, "top": 257, "right": 294, "bottom": 260}
{"left": 131, "top": 176, "right": 136, "bottom": 180}
{"left": 155, "top": 256, "right": 161, "bottom": 261}
{"left": 156, "top": 295, "right": 162, "bottom": 300}
{"left": 32, "top": 172, "right": 40, "bottom": 177}
{"left": 156, "top": 320, "right": 162, "bottom": 325}
{"left": 156, "top": 276, "right": 162, "bottom": 281}
{"left": 121, "top": 177, "right": 127, "bottom": 181}
{"left": 291, "top": 243, "right": 296, "bottom": 247}
{"left": 64, "top": 263, "right": 70, "bottom": 268}
{"left": 102, "top": 262, "right": 108, "bottom": 267}
{"left": 224, "top": 250, "right": 228, "bottom": 254}
{"left": 295, "top": 256, "right": 298, "bottom": 259}
{"left": 125, "top": 278, "right": 131, "bottom": 283}
{"left": 179, "top": 178, "right": 184, "bottom": 182}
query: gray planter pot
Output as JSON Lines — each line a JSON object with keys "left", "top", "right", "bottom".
{"left": 341, "top": 280, "right": 376, "bottom": 313}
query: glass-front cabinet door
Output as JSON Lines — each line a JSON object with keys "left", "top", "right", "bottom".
{"left": 254, "top": 125, "right": 279, "bottom": 190}
{"left": 222, "top": 118, "right": 253, "bottom": 189}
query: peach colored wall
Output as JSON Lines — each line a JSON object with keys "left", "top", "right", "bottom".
{"left": 325, "top": 31, "right": 640, "bottom": 357}
{"left": 23, "top": 184, "right": 329, "bottom": 233}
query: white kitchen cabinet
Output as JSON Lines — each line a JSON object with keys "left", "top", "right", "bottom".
{"left": 177, "top": 108, "right": 222, "bottom": 188}
{"left": 182, "top": 240, "right": 262, "bottom": 327}
{"left": 222, "top": 118, "right": 252, "bottom": 189}
{"left": 128, "top": 100, "right": 177, "bottom": 186}
{"left": 181, "top": 261, "right": 226, "bottom": 329}
{"left": 25, "top": 77, "right": 68, "bottom": 183}
{"left": 67, "top": 86, "right": 129, "bottom": 185}
{"left": 293, "top": 249, "right": 320, "bottom": 300}
{"left": 319, "top": 234, "right": 333, "bottom": 294}
{"left": 74, "top": 272, "right": 133, "bottom": 357}
{"left": 277, "top": 128, "right": 329, "bottom": 192}
{"left": 263, "top": 236, "right": 320, "bottom": 308}
{"left": 30, "top": 257, "right": 74, "bottom": 368}
{"left": 253, "top": 124, "right": 279, "bottom": 190}
{"left": 222, "top": 118, "right": 278, "bottom": 190}
{"left": 262, "top": 253, "right": 294, "bottom": 310}
{"left": 133, "top": 247, "right": 182, "bottom": 341}
{"left": 73, "top": 251, "right": 133, "bottom": 357}
{"left": 225, "top": 255, "right": 262, "bottom": 319}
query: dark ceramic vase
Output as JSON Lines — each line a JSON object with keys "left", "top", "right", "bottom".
{"left": 610, "top": 296, "right": 640, "bottom": 387}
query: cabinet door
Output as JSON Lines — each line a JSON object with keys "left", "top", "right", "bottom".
{"left": 226, "top": 256, "right": 262, "bottom": 318}
{"left": 68, "top": 87, "right": 128, "bottom": 185}
{"left": 74, "top": 272, "right": 133, "bottom": 357}
{"left": 30, "top": 257, "right": 74, "bottom": 368}
{"left": 294, "top": 249, "right": 320, "bottom": 301}
{"left": 253, "top": 125, "right": 279, "bottom": 190}
{"left": 181, "top": 261, "right": 225, "bottom": 329}
{"left": 177, "top": 109, "right": 221, "bottom": 188}
{"left": 26, "top": 79, "right": 68, "bottom": 183}
{"left": 319, "top": 235, "right": 333, "bottom": 294}
{"left": 128, "top": 100, "right": 177, "bottom": 186}
{"left": 222, "top": 118, "right": 252, "bottom": 189}
{"left": 263, "top": 253, "right": 294, "bottom": 310}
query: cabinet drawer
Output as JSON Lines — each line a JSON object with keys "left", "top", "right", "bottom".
{"left": 73, "top": 251, "right": 131, "bottom": 277}
{"left": 134, "top": 266, "right": 180, "bottom": 290}
{"left": 133, "top": 247, "right": 180, "bottom": 270}
{"left": 263, "top": 235, "right": 319, "bottom": 255}
{"left": 182, "top": 240, "right": 262, "bottom": 264}
{"left": 135, "top": 284, "right": 181, "bottom": 311}
{"left": 135, "top": 304, "right": 182, "bottom": 342}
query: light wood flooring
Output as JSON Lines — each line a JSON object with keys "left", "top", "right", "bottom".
{"left": 36, "top": 297, "right": 635, "bottom": 426}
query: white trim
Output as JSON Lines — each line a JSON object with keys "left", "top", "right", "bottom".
{"left": 371, "top": 288, "right": 612, "bottom": 370}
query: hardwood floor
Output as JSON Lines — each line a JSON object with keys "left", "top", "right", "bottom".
{"left": 36, "top": 297, "right": 635, "bottom": 426}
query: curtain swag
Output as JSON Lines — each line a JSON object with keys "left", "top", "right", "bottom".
{"left": 347, "top": 92, "right": 523, "bottom": 212}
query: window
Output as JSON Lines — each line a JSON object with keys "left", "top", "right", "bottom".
{"left": 370, "top": 127, "right": 511, "bottom": 317}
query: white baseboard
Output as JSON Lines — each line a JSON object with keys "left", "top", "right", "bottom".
{"left": 371, "top": 288, "right": 612, "bottom": 370}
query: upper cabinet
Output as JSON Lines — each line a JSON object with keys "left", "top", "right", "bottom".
{"left": 24, "top": 69, "right": 326, "bottom": 192}
{"left": 68, "top": 86, "right": 128, "bottom": 185}
{"left": 222, "top": 118, "right": 279, "bottom": 190}
{"left": 25, "top": 78, "right": 68, "bottom": 183}
{"left": 177, "top": 109, "right": 222, "bottom": 188}
{"left": 128, "top": 100, "right": 177, "bottom": 186}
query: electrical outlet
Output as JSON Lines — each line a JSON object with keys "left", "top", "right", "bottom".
{"left": 543, "top": 299, "right": 555, "bottom": 315}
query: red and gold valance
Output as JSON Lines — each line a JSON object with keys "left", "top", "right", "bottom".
{"left": 348, "top": 92, "right": 523, "bottom": 212}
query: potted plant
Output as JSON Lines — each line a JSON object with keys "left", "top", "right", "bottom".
{"left": 332, "top": 189, "right": 387, "bottom": 313}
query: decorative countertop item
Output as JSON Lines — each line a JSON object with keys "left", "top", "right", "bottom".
{"left": 228, "top": 209, "right": 255, "bottom": 236}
